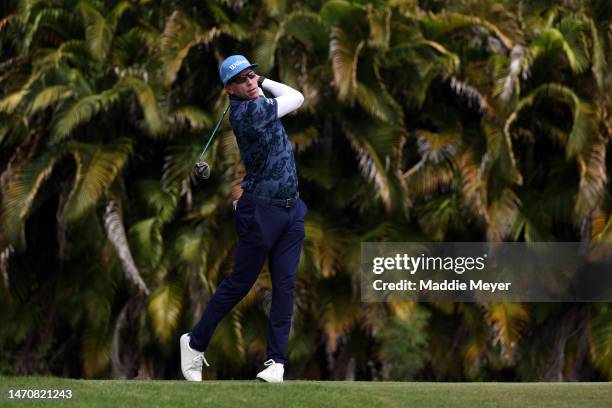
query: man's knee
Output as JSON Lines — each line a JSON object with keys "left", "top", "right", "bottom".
{"left": 223, "top": 274, "right": 257, "bottom": 295}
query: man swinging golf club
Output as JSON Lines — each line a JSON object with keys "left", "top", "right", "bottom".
{"left": 180, "top": 55, "right": 307, "bottom": 383}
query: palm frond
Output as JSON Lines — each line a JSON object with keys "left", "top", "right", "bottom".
{"left": 320, "top": 0, "right": 365, "bottom": 29}
{"left": 484, "top": 302, "right": 529, "bottom": 364}
{"left": 355, "top": 81, "right": 403, "bottom": 125}
{"left": 575, "top": 137, "right": 606, "bottom": 222}
{"left": 505, "top": 83, "right": 597, "bottom": 159}
{"left": 171, "top": 229, "right": 203, "bottom": 264}
{"left": 416, "top": 195, "right": 458, "bottom": 240}
{"left": 51, "top": 83, "right": 125, "bottom": 143}
{"left": 588, "top": 305, "right": 612, "bottom": 380}
{"left": 0, "top": 146, "right": 65, "bottom": 249}
{"left": 205, "top": 0, "right": 247, "bottom": 41}
{"left": 107, "top": 1, "right": 130, "bottom": 32}
{"left": 147, "top": 282, "right": 183, "bottom": 343}
{"left": 419, "top": 11, "right": 514, "bottom": 50}
{"left": 330, "top": 27, "right": 364, "bottom": 103}
{"left": 208, "top": 309, "right": 246, "bottom": 366}
{"left": 456, "top": 149, "right": 487, "bottom": 221}
{"left": 287, "top": 330, "right": 314, "bottom": 363}
{"left": 0, "top": 90, "right": 28, "bottom": 114}
{"left": 19, "top": 7, "right": 42, "bottom": 53}
{"left": 529, "top": 25, "right": 589, "bottom": 75}
{"left": 481, "top": 120, "right": 522, "bottom": 185}
{"left": 62, "top": 138, "right": 132, "bottom": 222}
{"left": 253, "top": 25, "right": 282, "bottom": 74}
{"left": 79, "top": 1, "right": 113, "bottom": 62}
{"left": 263, "top": 0, "right": 287, "bottom": 16}
{"left": 161, "top": 138, "right": 201, "bottom": 191}
{"left": 122, "top": 77, "right": 164, "bottom": 137}
{"left": 27, "top": 85, "right": 74, "bottom": 115}
{"left": 448, "top": 76, "right": 498, "bottom": 121}
{"left": 587, "top": 19, "right": 606, "bottom": 92}
{"left": 82, "top": 323, "right": 112, "bottom": 378}
{"left": 302, "top": 213, "right": 348, "bottom": 279}
{"left": 0, "top": 14, "right": 12, "bottom": 32}
{"left": 556, "top": 16, "right": 590, "bottom": 74}
{"left": 385, "top": 38, "right": 460, "bottom": 110}
{"left": 290, "top": 126, "right": 319, "bottom": 152}
{"left": 136, "top": 179, "right": 177, "bottom": 223}
{"left": 342, "top": 120, "right": 404, "bottom": 210}
{"left": 18, "top": 5, "right": 78, "bottom": 42}
{"left": 254, "top": 11, "right": 326, "bottom": 74}
{"left": 593, "top": 213, "right": 612, "bottom": 243}
{"left": 367, "top": 5, "right": 391, "bottom": 49}
{"left": 282, "top": 11, "right": 328, "bottom": 51}
{"left": 113, "top": 27, "right": 159, "bottom": 64}
{"left": 463, "top": 333, "right": 488, "bottom": 379}
{"left": 487, "top": 187, "right": 520, "bottom": 242}
{"left": 159, "top": 10, "right": 211, "bottom": 87}
{"left": 167, "top": 106, "right": 212, "bottom": 131}
{"left": 128, "top": 217, "right": 163, "bottom": 270}
{"left": 418, "top": 39, "right": 461, "bottom": 70}
{"left": 404, "top": 130, "right": 459, "bottom": 197}
{"left": 320, "top": 285, "right": 360, "bottom": 353}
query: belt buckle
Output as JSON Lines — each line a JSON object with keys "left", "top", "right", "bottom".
{"left": 285, "top": 198, "right": 290, "bottom": 208}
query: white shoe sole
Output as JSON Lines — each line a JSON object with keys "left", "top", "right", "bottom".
{"left": 256, "top": 375, "right": 283, "bottom": 383}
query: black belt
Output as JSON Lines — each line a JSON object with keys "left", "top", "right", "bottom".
{"left": 241, "top": 192, "right": 300, "bottom": 208}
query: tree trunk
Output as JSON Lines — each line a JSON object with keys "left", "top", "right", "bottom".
{"left": 111, "top": 296, "right": 145, "bottom": 379}
{"left": 542, "top": 306, "right": 579, "bottom": 381}
{"left": 569, "top": 305, "right": 590, "bottom": 381}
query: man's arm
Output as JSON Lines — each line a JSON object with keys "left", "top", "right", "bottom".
{"left": 259, "top": 78, "right": 304, "bottom": 118}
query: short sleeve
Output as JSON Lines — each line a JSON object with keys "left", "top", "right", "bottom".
{"left": 245, "top": 96, "right": 277, "bottom": 126}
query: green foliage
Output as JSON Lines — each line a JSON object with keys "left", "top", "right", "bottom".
{"left": 1, "top": 146, "right": 66, "bottom": 249}
{"left": 51, "top": 84, "right": 126, "bottom": 142}
{"left": 589, "top": 305, "right": 612, "bottom": 379}
{"left": 129, "top": 217, "right": 163, "bottom": 269}
{"left": 63, "top": 138, "right": 133, "bottom": 222}
{"left": 147, "top": 283, "right": 183, "bottom": 344}
{"left": 379, "top": 307, "right": 430, "bottom": 380}
{"left": 0, "top": 0, "right": 611, "bottom": 381}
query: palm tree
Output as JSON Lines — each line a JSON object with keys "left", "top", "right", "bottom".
{"left": 0, "top": 0, "right": 242, "bottom": 378}
{"left": 1, "top": 0, "right": 611, "bottom": 382}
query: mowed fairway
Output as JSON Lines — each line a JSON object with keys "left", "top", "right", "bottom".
{"left": 1, "top": 377, "right": 611, "bottom": 408}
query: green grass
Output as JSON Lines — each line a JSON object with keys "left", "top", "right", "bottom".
{"left": 1, "top": 377, "right": 611, "bottom": 407}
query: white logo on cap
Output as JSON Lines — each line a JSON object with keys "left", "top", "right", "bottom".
{"left": 229, "top": 59, "right": 248, "bottom": 70}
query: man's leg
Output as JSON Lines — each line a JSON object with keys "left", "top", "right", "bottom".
{"left": 189, "top": 203, "right": 268, "bottom": 352}
{"left": 265, "top": 201, "right": 306, "bottom": 364}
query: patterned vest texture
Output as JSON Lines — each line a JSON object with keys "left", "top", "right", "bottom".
{"left": 229, "top": 94, "right": 299, "bottom": 199}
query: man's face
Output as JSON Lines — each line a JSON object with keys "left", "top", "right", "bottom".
{"left": 224, "top": 68, "right": 259, "bottom": 100}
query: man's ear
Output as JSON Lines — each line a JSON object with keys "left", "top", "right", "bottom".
{"left": 224, "top": 84, "right": 234, "bottom": 95}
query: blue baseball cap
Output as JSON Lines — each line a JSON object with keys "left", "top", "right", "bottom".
{"left": 219, "top": 55, "right": 258, "bottom": 85}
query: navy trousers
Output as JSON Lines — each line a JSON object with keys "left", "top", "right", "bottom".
{"left": 189, "top": 194, "right": 307, "bottom": 364}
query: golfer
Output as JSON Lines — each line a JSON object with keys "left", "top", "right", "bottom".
{"left": 180, "top": 55, "right": 307, "bottom": 383}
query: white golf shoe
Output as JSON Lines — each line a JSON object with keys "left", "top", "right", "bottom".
{"left": 256, "top": 359, "right": 284, "bottom": 383}
{"left": 180, "top": 333, "right": 209, "bottom": 381}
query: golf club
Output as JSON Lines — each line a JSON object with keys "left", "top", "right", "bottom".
{"left": 194, "top": 103, "right": 230, "bottom": 179}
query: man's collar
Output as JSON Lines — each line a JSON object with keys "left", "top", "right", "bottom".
{"left": 229, "top": 94, "right": 247, "bottom": 102}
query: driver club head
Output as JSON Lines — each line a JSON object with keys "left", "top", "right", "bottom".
{"left": 194, "top": 161, "right": 211, "bottom": 179}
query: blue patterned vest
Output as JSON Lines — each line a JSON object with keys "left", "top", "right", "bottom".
{"left": 228, "top": 94, "right": 299, "bottom": 199}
